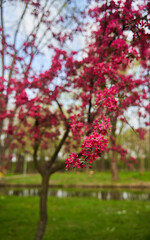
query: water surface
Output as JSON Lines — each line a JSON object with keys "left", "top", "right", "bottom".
{"left": 0, "top": 187, "right": 150, "bottom": 200}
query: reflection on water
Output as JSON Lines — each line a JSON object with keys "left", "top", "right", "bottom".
{"left": 0, "top": 188, "right": 150, "bottom": 200}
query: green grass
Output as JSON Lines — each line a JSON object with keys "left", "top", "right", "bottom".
{"left": 0, "top": 196, "right": 150, "bottom": 240}
{"left": 3, "top": 171, "right": 150, "bottom": 185}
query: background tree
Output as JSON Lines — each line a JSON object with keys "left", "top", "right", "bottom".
{"left": 119, "top": 127, "right": 150, "bottom": 173}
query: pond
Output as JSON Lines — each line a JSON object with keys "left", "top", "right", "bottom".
{"left": 0, "top": 187, "right": 150, "bottom": 200}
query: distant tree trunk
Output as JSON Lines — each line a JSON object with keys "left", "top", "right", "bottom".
{"left": 100, "top": 156, "right": 105, "bottom": 172}
{"left": 34, "top": 173, "right": 50, "bottom": 240}
{"left": 110, "top": 119, "right": 119, "bottom": 181}
{"left": 111, "top": 152, "right": 119, "bottom": 181}
{"left": 15, "top": 154, "right": 24, "bottom": 173}
{"left": 140, "top": 158, "right": 144, "bottom": 175}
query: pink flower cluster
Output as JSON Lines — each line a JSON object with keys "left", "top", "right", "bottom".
{"left": 95, "top": 87, "right": 118, "bottom": 111}
{"left": 65, "top": 117, "right": 111, "bottom": 170}
{"left": 70, "top": 114, "right": 84, "bottom": 140}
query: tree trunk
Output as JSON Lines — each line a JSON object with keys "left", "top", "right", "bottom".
{"left": 100, "top": 157, "right": 105, "bottom": 172}
{"left": 140, "top": 158, "right": 144, "bottom": 175}
{"left": 34, "top": 174, "right": 50, "bottom": 240}
{"left": 111, "top": 152, "right": 119, "bottom": 181}
{"left": 15, "top": 154, "right": 24, "bottom": 173}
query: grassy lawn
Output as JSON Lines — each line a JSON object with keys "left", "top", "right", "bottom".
{"left": 0, "top": 196, "right": 150, "bottom": 240}
{"left": 3, "top": 171, "right": 150, "bottom": 185}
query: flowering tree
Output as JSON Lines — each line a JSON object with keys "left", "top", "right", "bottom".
{"left": 118, "top": 127, "right": 150, "bottom": 173}
{"left": 65, "top": 0, "right": 150, "bottom": 180}
{"left": 0, "top": 0, "right": 149, "bottom": 239}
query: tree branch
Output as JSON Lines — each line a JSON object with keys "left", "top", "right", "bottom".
{"left": 0, "top": 0, "right": 5, "bottom": 77}
{"left": 50, "top": 161, "right": 66, "bottom": 174}
{"left": 36, "top": 0, "right": 67, "bottom": 50}
{"left": 55, "top": 99, "right": 68, "bottom": 125}
{"left": 17, "top": 0, "right": 55, "bottom": 53}
{"left": 33, "top": 141, "right": 43, "bottom": 175}
{"left": 8, "top": 2, "right": 29, "bottom": 82}
{"left": 33, "top": 119, "right": 44, "bottom": 175}
{"left": 46, "top": 127, "right": 69, "bottom": 171}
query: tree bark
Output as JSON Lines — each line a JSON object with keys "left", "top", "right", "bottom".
{"left": 34, "top": 174, "right": 50, "bottom": 240}
{"left": 111, "top": 152, "right": 119, "bottom": 181}
{"left": 15, "top": 154, "right": 24, "bottom": 173}
{"left": 140, "top": 158, "right": 144, "bottom": 175}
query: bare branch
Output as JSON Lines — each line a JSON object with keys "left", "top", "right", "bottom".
{"left": 55, "top": 99, "right": 68, "bottom": 124}
{"left": 36, "top": 0, "right": 67, "bottom": 50}
{"left": 17, "top": 0, "right": 55, "bottom": 53}
{"left": 14, "top": 2, "right": 29, "bottom": 47}
{"left": 33, "top": 0, "right": 55, "bottom": 37}
{"left": 8, "top": 2, "right": 29, "bottom": 81}
{"left": 23, "top": 49, "right": 34, "bottom": 78}
{"left": 0, "top": 0, "right": 5, "bottom": 77}
{"left": 123, "top": 115, "right": 139, "bottom": 138}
